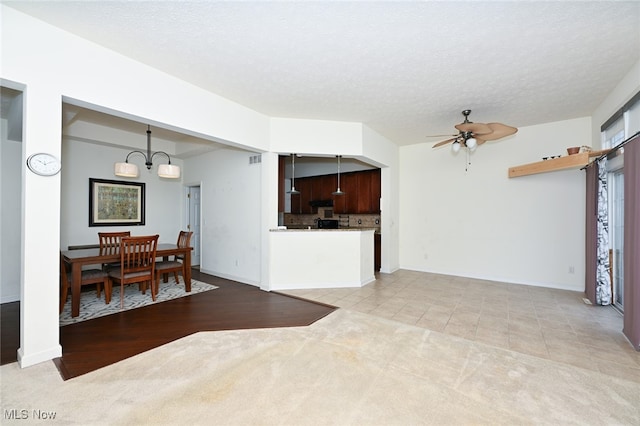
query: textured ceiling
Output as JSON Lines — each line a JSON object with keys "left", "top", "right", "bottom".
{"left": 5, "top": 1, "right": 640, "bottom": 147}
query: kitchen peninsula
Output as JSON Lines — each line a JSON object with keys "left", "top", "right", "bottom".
{"left": 268, "top": 228, "right": 375, "bottom": 290}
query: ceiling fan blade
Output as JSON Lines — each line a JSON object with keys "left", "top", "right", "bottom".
{"left": 426, "top": 134, "right": 457, "bottom": 138}
{"left": 455, "top": 122, "right": 492, "bottom": 135}
{"left": 479, "top": 123, "right": 518, "bottom": 141}
{"left": 476, "top": 138, "right": 487, "bottom": 146}
{"left": 432, "top": 137, "right": 457, "bottom": 148}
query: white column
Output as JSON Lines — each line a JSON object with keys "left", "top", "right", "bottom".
{"left": 260, "top": 152, "right": 279, "bottom": 291}
{"left": 18, "top": 84, "right": 62, "bottom": 367}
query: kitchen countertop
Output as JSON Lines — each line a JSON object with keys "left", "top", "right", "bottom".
{"left": 270, "top": 227, "right": 376, "bottom": 232}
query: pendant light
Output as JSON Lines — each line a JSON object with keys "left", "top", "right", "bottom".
{"left": 332, "top": 155, "right": 344, "bottom": 195}
{"left": 114, "top": 125, "right": 180, "bottom": 179}
{"left": 288, "top": 153, "right": 300, "bottom": 194}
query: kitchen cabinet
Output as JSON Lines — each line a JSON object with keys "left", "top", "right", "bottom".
{"left": 370, "top": 169, "right": 381, "bottom": 213}
{"left": 311, "top": 177, "right": 323, "bottom": 204}
{"left": 298, "top": 178, "right": 314, "bottom": 214}
{"left": 315, "top": 174, "right": 336, "bottom": 202}
{"left": 334, "top": 171, "right": 359, "bottom": 213}
{"left": 334, "top": 169, "right": 381, "bottom": 214}
{"left": 290, "top": 190, "right": 300, "bottom": 214}
{"left": 357, "top": 171, "right": 372, "bottom": 213}
{"left": 374, "top": 233, "right": 381, "bottom": 272}
{"left": 284, "top": 166, "right": 381, "bottom": 214}
{"left": 290, "top": 176, "right": 313, "bottom": 214}
{"left": 358, "top": 169, "right": 381, "bottom": 214}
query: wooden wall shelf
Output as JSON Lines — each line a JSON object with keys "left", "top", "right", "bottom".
{"left": 508, "top": 149, "right": 610, "bottom": 178}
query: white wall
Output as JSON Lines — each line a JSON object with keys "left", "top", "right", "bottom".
{"left": 293, "top": 159, "right": 374, "bottom": 178}
{"left": 269, "top": 230, "right": 375, "bottom": 290}
{"left": 400, "top": 117, "right": 591, "bottom": 291}
{"left": 270, "top": 118, "right": 401, "bottom": 273}
{"left": 592, "top": 59, "right": 640, "bottom": 145}
{"left": 1, "top": 5, "right": 272, "bottom": 367}
{"left": 5, "top": 2, "right": 634, "bottom": 368}
{"left": 60, "top": 139, "right": 185, "bottom": 249}
{"left": 362, "top": 125, "right": 400, "bottom": 272}
{"left": 270, "top": 118, "right": 363, "bottom": 156}
{"left": 184, "top": 148, "right": 262, "bottom": 286}
{"left": 1, "top": 122, "right": 22, "bottom": 303}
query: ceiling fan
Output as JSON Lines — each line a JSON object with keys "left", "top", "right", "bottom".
{"left": 430, "top": 110, "right": 518, "bottom": 152}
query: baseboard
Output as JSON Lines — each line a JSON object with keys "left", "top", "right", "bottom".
{"left": 17, "top": 345, "right": 62, "bottom": 368}
{"left": 199, "top": 269, "right": 260, "bottom": 287}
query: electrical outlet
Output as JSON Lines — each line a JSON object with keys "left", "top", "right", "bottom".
{"left": 569, "top": 266, "right": 575, "bottom": 274}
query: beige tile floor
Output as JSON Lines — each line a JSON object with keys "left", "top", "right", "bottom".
{"left": 2, "top": 270, "right": 639, "bottom": 424}
{"left": 281, "top": 269, "right": 640, "bottom": 384}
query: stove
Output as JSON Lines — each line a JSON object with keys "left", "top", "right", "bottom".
{"left": 317, "top": 219, "right": 339, "bottom": 229}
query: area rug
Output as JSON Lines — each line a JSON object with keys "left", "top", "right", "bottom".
{"left": 60, "top": 278, "right": 217, "bottom": 326}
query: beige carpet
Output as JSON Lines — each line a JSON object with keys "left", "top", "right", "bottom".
{"left": 1, "top": 309, "right": 638, "bottom": 425}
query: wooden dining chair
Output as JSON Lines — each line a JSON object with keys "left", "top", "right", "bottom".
{"left": 60, "top": 252, "right": 111, "bottom": 314}
{"left": 155, "top": 231, "right": 193, "bottom": 290}
{"left": 108, "top": 235, "right": 159, "bottom": 308}
{"left": 98, "top": 231, "right": 131, "bottom": 270}
{"left": 173, "top": 230, "right": 193, "bottom": 263}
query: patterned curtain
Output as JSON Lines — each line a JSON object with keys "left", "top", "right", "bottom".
{"left": 595, "top": 158, "right": 612, "bottom": 305}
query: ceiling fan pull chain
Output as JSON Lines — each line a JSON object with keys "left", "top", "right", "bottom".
{"left": 465, "top": 147, "right": 471, "bottom": 171}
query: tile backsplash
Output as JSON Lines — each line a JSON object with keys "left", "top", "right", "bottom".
{"left": 283, "top": 208, "right": 380, "bottom": 233}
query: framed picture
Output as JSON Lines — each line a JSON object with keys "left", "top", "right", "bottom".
{"left": 89, "top": 178, "right": 145, "bottom": 227}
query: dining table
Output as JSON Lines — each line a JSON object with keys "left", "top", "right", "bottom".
{"left": 61, "top": 243, "right": 192, "bottom": 318}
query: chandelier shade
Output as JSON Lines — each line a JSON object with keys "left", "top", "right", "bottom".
{"left": 158, "top": 164, "right": 181, "bottom": 178}
{"left": 114, "top": 161, "right": 139, "bottom": 177}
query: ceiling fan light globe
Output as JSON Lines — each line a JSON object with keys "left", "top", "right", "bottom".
{"left": 451, "top": 142, "right": 461, "bottom": 153}
{"left": 466, "top": 138, "right": 477, "bottom": 149}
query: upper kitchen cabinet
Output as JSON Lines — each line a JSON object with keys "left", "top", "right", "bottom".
{"left": 334, "top": 169, "right": 380, "bottom": 214}
{"left": 314, "top": 174, "right": 337, "bottom": 202}
{"left": 323, "top": 174, "right": 338, "bottom": 201}
{"left": 367, "top": 168, "right": 381, "bottom": 213}
{"left": 298, "top": 177, "right": 314, "bottom": 214}
{"left": 357, "top": 170, "right": 372, "bottom": 213}
{"left": 280, "top": 154, "right": 380, "bottom": 215}
{"left": 334, "top": 171, "right": 358, "bottom": 213}
{"left": 359, "top": 169, "right": 381, "bottom": 214}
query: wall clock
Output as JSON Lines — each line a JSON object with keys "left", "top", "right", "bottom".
{"left": 26, "top": 153, "right": 61, "bottom": 176}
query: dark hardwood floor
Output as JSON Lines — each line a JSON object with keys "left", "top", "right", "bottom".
{"left": 0, "top": 270, "right": 336, "bottom": 380}
{"left": 0, "top": 300, "right": 20, "bottom": 366}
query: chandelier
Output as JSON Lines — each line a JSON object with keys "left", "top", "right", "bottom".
{"left": 114, "top": 125, "right": 180, "bottom": 178}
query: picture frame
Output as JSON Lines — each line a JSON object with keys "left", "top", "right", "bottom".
{"left": 89, "top": 178, "right": 145, "bottom": 227}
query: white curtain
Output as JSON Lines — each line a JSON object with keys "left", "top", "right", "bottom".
{"left": 595, "top": 158, "right": 612, "bottom": 305}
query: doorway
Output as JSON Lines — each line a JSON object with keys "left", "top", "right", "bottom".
{"left": 186, "top": 185, "right": 201, "bottom": 267}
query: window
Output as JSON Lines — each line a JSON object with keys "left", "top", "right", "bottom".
{"left": 601, "top": 91, "right": 640, "bottom": 149}
{"left": 603, "top": 117, "right": 625, "bottom": 149}
{"left": 601, "top": 91, "right": 639, "bottom": 313}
